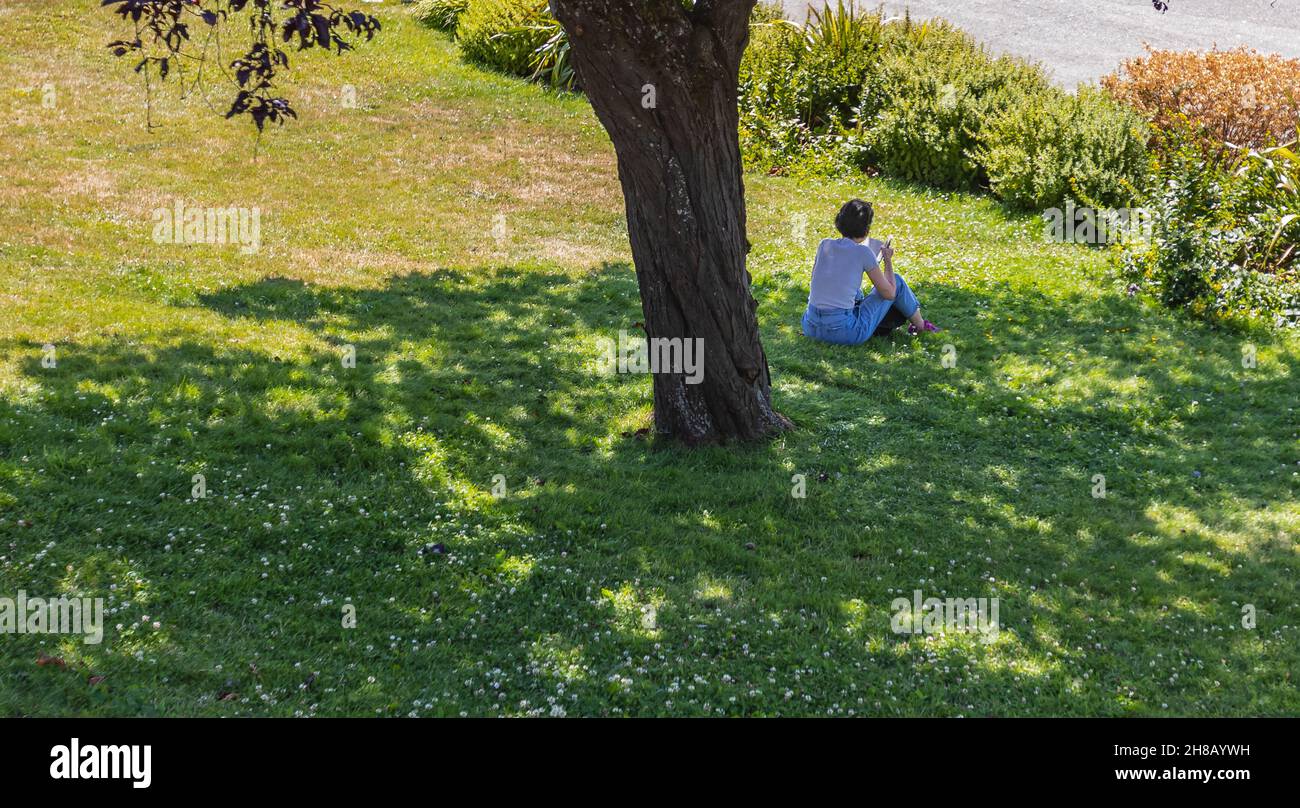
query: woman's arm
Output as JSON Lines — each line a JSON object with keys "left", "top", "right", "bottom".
{"left": 871, "top": 241, "right": 897, "bottom": 299}
{"left": 866, "top": 264, "right": 896, "bottom": 301}
{"left": 867, "top": 239, "right": 896, "bottom": 299}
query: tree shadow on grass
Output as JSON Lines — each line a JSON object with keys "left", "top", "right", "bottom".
{"left": 195, "top": 264, "right": 1300, "bottom": 713}
{"left": 0, "top": 263, "right": 1294, "bottom": 715}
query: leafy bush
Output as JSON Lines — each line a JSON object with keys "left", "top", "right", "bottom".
{"left": 452, "top": 1, "right": 575, "bottom": 89}
{"left": 978, "top": 86, "right": 1148, "bottom": 210}
{"left": 738, "top": 13, "right": 805, "bottom": 123}
{"left": 855, "top": 31, "right": 1051, "bottom": 191}
{"left": 741, "top": 4, "right": 1149, "bottom": 208}
{"left": 411, "top": 0, "right": 470, "bottom": 32}
{"left": 1117, "top": 120, "right": 1300, "bottom": 323}
{"left": 1103, "top": 47, "right": 1300, "bottom": 152}
{"left": 750, "top": 1, "right": 786, "bottom": 25}
{"left": 455, "top": 0, "right": 553, "bottom": 79}
{"left": 739, "top": 16, "right": 827, "bottom": 172}
{"left": 795, "top": 1, "right": 887, "bottom": 128}
{"left": 738, "top": 1, "right": 889, "bottom": 175}
{"left": 516, "top": 12, "right": 576, "bottom": 90}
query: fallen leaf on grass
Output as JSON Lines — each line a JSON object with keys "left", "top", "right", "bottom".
{"left": 36, "top": 653, "right": 66, "bottom": 668}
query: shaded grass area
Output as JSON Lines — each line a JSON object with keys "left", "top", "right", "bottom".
{"left": 0, "top": 1, "right": 1296, "bottom": 715}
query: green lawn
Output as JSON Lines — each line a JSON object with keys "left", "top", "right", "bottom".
{"left": 1, "top": 1, "right": 1296, "bottom": 716}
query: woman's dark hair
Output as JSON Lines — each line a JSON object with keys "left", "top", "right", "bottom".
{"left": 834, "top": 199, "right": 874, "bottom": 240}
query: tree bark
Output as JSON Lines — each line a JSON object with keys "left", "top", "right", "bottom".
{"left": 550, "top": 0, "right": 791, "bottom": 444}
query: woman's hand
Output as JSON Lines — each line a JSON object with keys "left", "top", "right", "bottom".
{"left": 880, "top": 241, "right": 895, "bottom": 264}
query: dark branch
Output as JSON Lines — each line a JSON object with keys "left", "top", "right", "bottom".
{"left": 101, "top": 0, "right": 380, "bottom": 133}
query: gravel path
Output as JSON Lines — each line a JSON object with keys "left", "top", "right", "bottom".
{"left": 793, "top": 0, "right": 1300, "bottom": 86}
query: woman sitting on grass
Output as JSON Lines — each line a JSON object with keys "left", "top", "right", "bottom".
{"left": 801, "top": 199, "right": 939, "bottom": 345}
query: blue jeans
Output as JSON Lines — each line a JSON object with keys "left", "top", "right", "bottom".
{"left": 801, "top": 274, "right": 920, "bottom": 346}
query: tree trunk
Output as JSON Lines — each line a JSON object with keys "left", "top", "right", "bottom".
{"left": 551, "top": 0, "right": 790, "bottom": 444}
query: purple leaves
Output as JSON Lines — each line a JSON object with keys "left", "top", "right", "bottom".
{"left": 225, "top": 90, "right": 298, "bottom": 132}
{"left": 102, "top": 0, "right": 380, "bottom": 134}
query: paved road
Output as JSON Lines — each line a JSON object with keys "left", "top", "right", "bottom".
{"left": 794, "top": 0, "right": 1300, "bottom": 86}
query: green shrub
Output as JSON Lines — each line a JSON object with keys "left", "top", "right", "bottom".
{"left": 452, "top": 1, "right": 575, "bottom": 89}
{"left": 1117, "top": 120, "right": 1300, "bottom": 323}
{"left": 855, "top": 32, "right": 1051, "bottom": 191}
{"left": 411, "top": 0, "right": 470, "bottom": 32}
{"left": 455, "top": 0, "right": 552, "bottom": 79}
{"left": 519, "top": 12, "right": 576, "bottom": 90}
{"left": 740, "top": 7, "right": 1147, "bottom": 206}
{"left": 750, "top": 1, "right": 785, "bottom": 25}
{"left": 796, "top": 1, "right": 887, "bottom": 128}
{"left": 979, "top": 86, "right": 1149, "bottom": 210}
{"left": 738, "top": 15, "right": 804, "bottom": 120}
{"left": 739, "top": 17, "right": 814, "bottom": 172}
{"left": 738, "top": 1, "right": 884, "bottom": 174}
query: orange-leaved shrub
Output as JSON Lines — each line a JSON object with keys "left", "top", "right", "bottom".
{"left": 1102, "top": 46, "right": 1300, "bottom": 150}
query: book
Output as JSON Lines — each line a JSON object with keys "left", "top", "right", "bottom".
{"left": 866, "top": 237, "right": 890, "bottom": 265}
